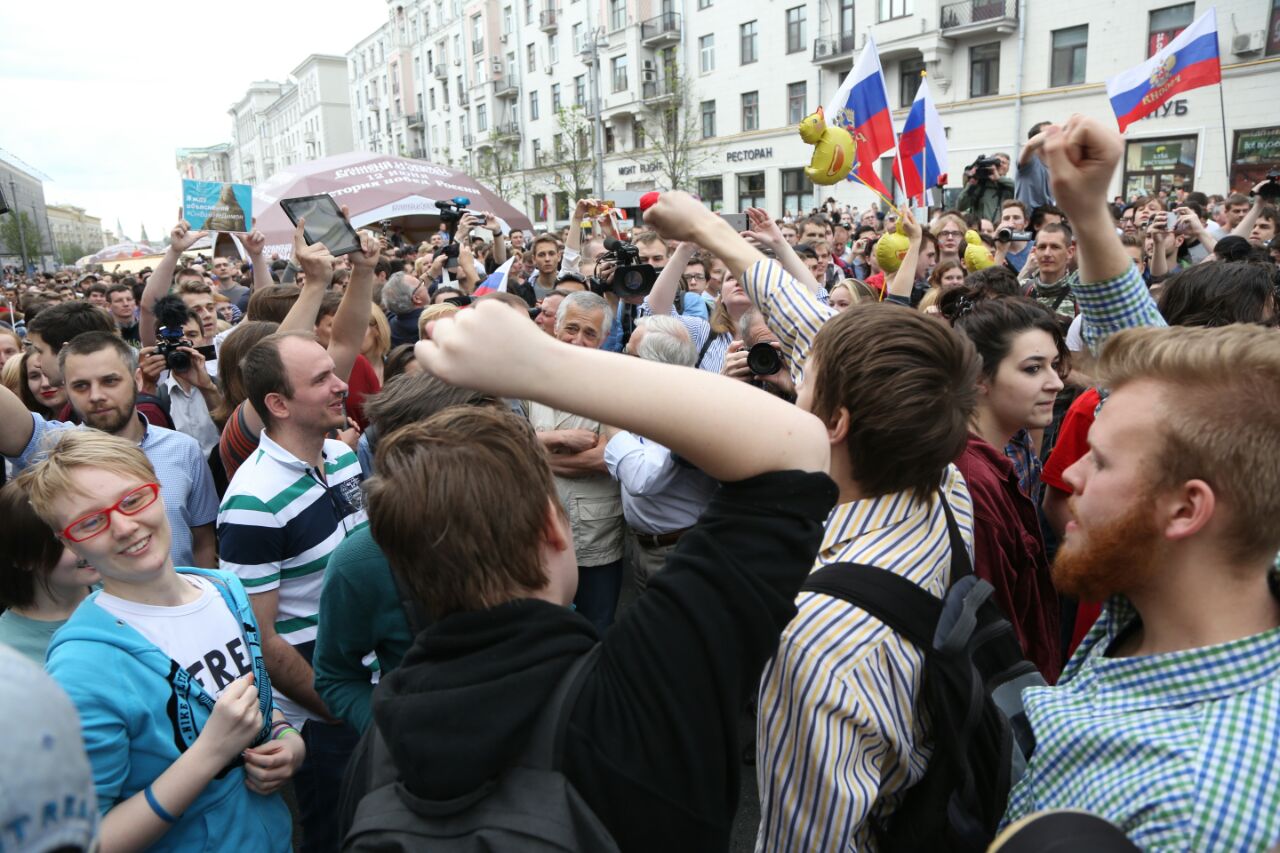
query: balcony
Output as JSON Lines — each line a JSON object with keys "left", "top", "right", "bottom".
{"left": 640, "top": 12, "right": 681, "bottom": 46}
{"left": 408, "top": 147, "right": 427, "bottom": 159}
{"left": 472, "top": 37, "right": 484, "bottom": 55}
{"left": 940, "top": 0, "right": 1018, "bottom": 36}
{"left": 459, "top": 90, "right": 471, "bottom": 106}
{"left": 462, "top": 132, "right": 476, "bottom": 148}
{"left": 494, "top": 120, "right": 521, "bottom": 139}
{"left": 641, "top": 76, "right": 678, "bottom": 103}
{"left": 494, "top": 73, "right": 519, "bottom": 98}
{"left": 304, "top": 130, "right": 316, "bottom": 142}
{"left": 406, "top": 112, "right": 424, "bottom": 128}
{"left": 539, "top": 5, "right": 558, "bottom": 33}
{"left": 433, "top": 63, "right": 448, "bottom": 80}
{"left": 812, "top": 33, "right": 857, "bottom": 66}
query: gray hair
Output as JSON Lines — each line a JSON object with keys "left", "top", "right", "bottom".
{"left": 738, "top": 306, "right": 764, "bottom": 344}
{"left": 381, "top": 272, "right": 416, "bottom": 315}
{"left": 555, "top": 291, "right": 613, "bottom": 342}
{"left": 635, "top": 315, "right": 696, "bottom": 366}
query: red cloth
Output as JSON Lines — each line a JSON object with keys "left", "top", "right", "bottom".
{"left": 955, "top": 434, "right": 1062, "bottom": 683}
{"left": 344, "top": 354, "right": 381, "bottom": 432}
{"left": 1041, "top": 388, "right": 1104, "bottom": 656}
{"left": 864, "top": 271, "right": 886, "bottom": 295}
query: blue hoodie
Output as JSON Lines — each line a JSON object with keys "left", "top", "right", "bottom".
{"left": 45, "top": 568, "right": 291, "bottom": 852}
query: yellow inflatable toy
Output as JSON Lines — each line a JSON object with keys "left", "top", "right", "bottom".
{"left": 874, "top": 221, "right": 911, "bottom": 274}
{"left": 963, "top": 230, "right": 995, "bottom": 271}
{"left": 799, "top": 106, "right": 855, "bottom": 185}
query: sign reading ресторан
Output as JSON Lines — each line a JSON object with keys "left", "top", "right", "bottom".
{"left": 726, "top": 147, "right": 773, "bottom": 162}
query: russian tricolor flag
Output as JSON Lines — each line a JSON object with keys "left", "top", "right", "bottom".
{"left": 473, "top": 256, "right": 514, "bottom": 296}
{"left": 826, "top": 34, "right": 897, "bottom": 198}
{"left": 895, "top": 75, "right": 948, "bottom": 207}
{"left": 1106, "top": 7, "right": 1221, "bottom": 132}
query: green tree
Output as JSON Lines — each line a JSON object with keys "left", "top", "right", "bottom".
{"left": 57, "top": 242, "right": 88, "bottom": 266}
{"left": 0, "top": 211, "right": 43, "bottom": 263}
{"left": 474, "top": 132, "right": 531, "bottom": 206}
{"left": 549, "top": 106, "right": 594, "bottom": 203}
{"left": 638, "top": 74, "right": 715, "bottom": 192}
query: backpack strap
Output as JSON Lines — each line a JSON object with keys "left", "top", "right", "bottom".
{"left": 520, "top": 644, "right": 602, "bottom": 772}
{"left": 694, "top": 329, "right": 716, "bottom": 368}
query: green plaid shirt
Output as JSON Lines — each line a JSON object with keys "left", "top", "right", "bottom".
{"left": 1003, "top": 597, "right": 1280, "bottom": 850}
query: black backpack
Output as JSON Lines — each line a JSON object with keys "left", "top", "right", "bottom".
{"left": 800, "top": 493, "right": 1043, "bottom": 853}
{"left": 341, "top": 645, "right": 619, "bottom": 852}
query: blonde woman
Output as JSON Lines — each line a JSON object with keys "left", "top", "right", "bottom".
{"left": 828, "top": 279, "right": 878, "bottom": 312}
{"left": 361, "top": 305, "right": 392, "bottom": 384}
{"left": 416, "top": 303, "right": 461, "bottom": 340}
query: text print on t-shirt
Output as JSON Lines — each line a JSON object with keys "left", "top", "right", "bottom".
{"left": 185, "top": 636, "right": 253, "bottom": 692}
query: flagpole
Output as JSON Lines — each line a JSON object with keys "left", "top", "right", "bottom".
{"left": 1216, "top": 83, "right": 1232, "bottom": 189}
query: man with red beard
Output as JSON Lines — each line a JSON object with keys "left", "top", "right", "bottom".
{"left": 1002, "top": 323, "right": 1280, "bottom": 851}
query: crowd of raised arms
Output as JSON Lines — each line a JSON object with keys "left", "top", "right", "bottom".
{"left": 1, "top": 115, "right": 1278, "bottom": 853}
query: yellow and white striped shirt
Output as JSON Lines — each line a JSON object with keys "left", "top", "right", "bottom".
{"left": 742, "top": 258, "right": 976, "bottom": 851}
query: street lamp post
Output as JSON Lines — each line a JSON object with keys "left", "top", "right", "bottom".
{"left": 580, "top": 2, "right": 606, "bottom": 199}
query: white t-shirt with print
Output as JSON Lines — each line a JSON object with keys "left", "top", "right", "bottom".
{"left": 97, "top": 575, "right": 252, "bottom": 699}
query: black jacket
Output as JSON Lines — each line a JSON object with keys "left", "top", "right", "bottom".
{"left": 346, "top": 470, "right": 836, "bottom": 851}
{"left": 388, "top": 307, "right": 425, "bottom": 349}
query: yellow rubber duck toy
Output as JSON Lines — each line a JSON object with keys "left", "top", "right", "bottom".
{"left": 799, "top": 106, "right": 855, "bottom": 185}
{"left": 874, "top": 220, "right": 911, "bottom": 274}
{"left": 963, "top": 230, "right": 995, "bottom": 271}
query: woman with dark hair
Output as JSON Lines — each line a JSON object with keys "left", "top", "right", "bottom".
{"left": 941, "top": 287, "right": 1068, "bottom": 681}
{"left": 1, "top": 349, "right": 66, "bottom": 418}
{"left": 0, "top": 479, "right": 99, "bottom": 663}
{"left": 213, "top": 320, "right": 280, "bottom": 480}
{"left": 1156, "top": 260, "right": 1278, "bottom": 328}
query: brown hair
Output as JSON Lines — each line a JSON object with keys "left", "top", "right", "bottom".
{"left": 240, "top": 331, "right": 315, "bottom": 426}
{"left": 21, "top": 432, "right": 157, "bottom": 530}
{"left": 366, "top": 407, "right": 558, "bottom": 618}
{"left": 1098, "top": 324, "right": 1280, "bottom": 562}
{"left": 245, "top": 284, "right": 300, "bottom": 324}
{"left": 0, "top": 480, "right": 67, "bottom": 609}
{"left": 809, "top": 303, "right": 980, "bottom": 501}
{"left": 212, "top": 321, "right": 279, "bottom": 424}
{"left": 174, "top": 278, "right": 212, "bottom": 296}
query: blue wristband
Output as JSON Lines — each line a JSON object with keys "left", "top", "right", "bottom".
{"left": 144, "top": 785, "right": 178, "bottom": 824}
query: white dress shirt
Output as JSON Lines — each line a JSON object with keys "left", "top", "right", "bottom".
{"left": 603, "top": 431, "right": 718, "bottom": 535}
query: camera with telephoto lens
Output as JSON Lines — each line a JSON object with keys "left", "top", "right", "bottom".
{"left": 600, "top": 238, "right": 657, "bottom": 299}
{"left": 995, "top": 227, "right": 1033, "bottom": 243}
{"left": 968, "top": 155, "right": 1002, "bottom": 184}
{"left": 155, "top": 326, "right": 192, "bottom": 372}
{"left": 747, "top": 342, "right": 783, "bottom": 376}
{"left": 1258, "top": 170, "right": 1280, "bottom": 203}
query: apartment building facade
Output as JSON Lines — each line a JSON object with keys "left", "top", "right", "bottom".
{"left": 352, "top": 0, "right": 1280, "bottom": 226}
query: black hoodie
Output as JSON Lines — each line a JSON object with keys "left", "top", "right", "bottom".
{"left": 353, "top": 469, "right": 837, "bottom": 851}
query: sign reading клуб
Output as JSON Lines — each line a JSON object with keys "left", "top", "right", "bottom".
{"left": 1140, "top": 98, "right": 1189, "bottom": 120}
{"left": 726, "top": 147, "right": 774, "bottom": 162}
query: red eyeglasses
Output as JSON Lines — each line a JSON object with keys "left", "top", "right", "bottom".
{"left": 61, "top": 483, "right": 161, "bottom": 542}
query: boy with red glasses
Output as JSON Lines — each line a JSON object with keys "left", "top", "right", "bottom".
{"left": 20, "top": 430, "right": 303, "bottom": 853}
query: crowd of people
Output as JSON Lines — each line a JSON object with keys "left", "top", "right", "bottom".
{"left": 1, "top": 113, "right": 1278, "bottom": 853}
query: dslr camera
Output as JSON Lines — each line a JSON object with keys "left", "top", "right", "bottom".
{"left": 967, "top": 155, "right": 1003, "bottom": 184}
{"left": 1258, "top": 170, "right": 1280, "bottom": 203}
{"left": 155, "top": 326, "right": 192, "bottom": 372}
{"left": 599, "top": 238, "right": 657, "bottom": 299}
{"left": 747, "top": 342, "right": 784, "bottom": 377}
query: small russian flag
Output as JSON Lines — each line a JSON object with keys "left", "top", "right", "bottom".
{"left": 895, "top": 75, "right": 948, "bottom": 207}
{"left": 473, "top": 257, "right": 515, "bottom": 296}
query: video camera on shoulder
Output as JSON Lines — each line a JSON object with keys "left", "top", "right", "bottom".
{"left": 598, "top": 237, "right": 657, "bottom": 300}
{"left": 1258, "top": 169, "right": 1280, "bottom": 203}
{"left": 967, "top": 155, "right": 1002, "bottom": 183}
{"left": 435, "top": 196, "right": 472, "bottom": 226}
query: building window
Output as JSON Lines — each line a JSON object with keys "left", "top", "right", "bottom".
{"left": 1050, "top": 26, "right": 1088, "bottom": 87}
{"left": 698, "top": 177, "right": 723, "bottom": 210}
{"left": 1123, "top": 135, "right": 1198, "bottom": 198}
{"left": 612, "top": 55, "right": 628, "bottom": 92}
{"left": 609, "top": 0, "right": 626, "bottom": 31}
{"left": 530, "top": 90, "right": 540, "bottom": 119}
{"left": 1148, "top": 4, "right": 1194, "bottom": 56}
{"left": 785, "top": 6, "right": 806, "bottom": 54}
{"left": 879, "top": 0, "right": 912, "bottom": 21}
{"left": 741, "top": 91, "right": 759, "bottom": 131}
{"left": 737, "top": 172, "right": 765, "bottom": 210}
{"left": 970, "top": 43, "right": 1000, "bottom": 97}
{"left": 899, "top": 58, "right": 925, "bottom": 107}
{"left": 740, "top": 21, "right": 758, "bottom": 64}
{"left": 503, "top": 4, "right": 514, "bottom": 33}
{"left": 527, "top": 43, "right": 537, "bottom": 72}
{"left": 1270, "top": 0, "right": 1280, "bottom": 56}
{"left": 574, "top": 74, "right": 586, "bottom": 106}
{"left": 787, "top": 81, "right": 807, "bottom": 125}
{"left": 526, "top": 0, "right": 534, "bottom": 24}
{"left": 553, "top": 132, "right": 564, "bottom": 158}
{"left": 634, "top": 122, "right": 645, "bottom": 148}
{"left": 471, "top": 15, "right": 484, "bottom": 52}
{"left": 552, "top": 82, "right": 562, "bottom": 110}
{"left": 549, "top": 34, "right": 559, "bottom": 64}
{"left": 698, "top": 0, "right": 711, "bottom": 8}
{"left": 699, "top": 34, "right": 715, "bottom": 73}
{"left": 477, "top": 103, "right": 488, "bottom": 131}
{"left": 572, "top": 23, "right": 583, "bottom": 53}
{"left": 605, "top": 126, "right": 616, "bottom": 153}
{"left": 701, "top": 100, "right": 716, "bottom": 138}
{"left": 781, "top": 168, "right": 811, "bottom": 216}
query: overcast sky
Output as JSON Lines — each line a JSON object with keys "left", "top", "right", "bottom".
{"left": 1, "top": 0, "right": 387, "bottom": 245}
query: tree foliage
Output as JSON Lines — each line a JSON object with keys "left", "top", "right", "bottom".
{"left": 0, "top": 211, "right": 43, "bottom": 262}
{"left": 637, "top": 74, "right": 715, "bottom": 192}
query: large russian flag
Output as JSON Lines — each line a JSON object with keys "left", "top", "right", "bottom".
{"left": 895, "top": 75, "right": 948, "bottom": 206}
{"left": 826, "top": 34, "right": 897, "bottom": 197}
{"left": 1106, "top": 7, "right": 1221, "bottom": 132}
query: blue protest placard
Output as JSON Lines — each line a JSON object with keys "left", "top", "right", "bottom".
{"left": 182, "top": 179, "right": 253, "bottom": 231}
